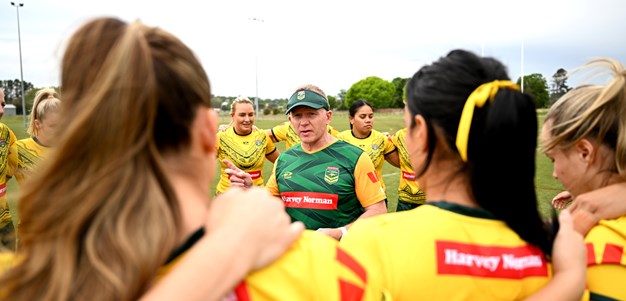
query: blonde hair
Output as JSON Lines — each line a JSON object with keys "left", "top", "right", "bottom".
{"left": 229, "top": 95, "right": 253, "bottom": 115}
{"left": 544, "top": 58, "right": 626, "bottom": 175}
{"left": 27, "top": 88, "right": 61, "bottom": 136}
{"left": 0, "top": 17, "right": 212, "bottom": 300}
{"left": 293, "top": 84, "right": 328, "bottom": 100}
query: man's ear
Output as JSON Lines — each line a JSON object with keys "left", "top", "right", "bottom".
{"left": 574, "top": 138, "right": 595, "bottom": 165}
{"left": 326, "top": 110, "right": 332, "bottom": 125}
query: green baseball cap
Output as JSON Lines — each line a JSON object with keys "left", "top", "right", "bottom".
{"left": 285, "top": 90, "right": 330, "bottom": 115}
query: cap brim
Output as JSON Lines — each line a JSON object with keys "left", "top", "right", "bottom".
{"left": 285, "top": 102, "right": 326, "bottom": 115}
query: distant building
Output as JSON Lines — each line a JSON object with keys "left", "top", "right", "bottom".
{"left": 4, "top": 104, "right": 16, "bottom": 116}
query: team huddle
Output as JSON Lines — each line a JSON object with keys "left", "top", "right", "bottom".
{"left": 0, "top": 16, "right": 624, "bottom": 301}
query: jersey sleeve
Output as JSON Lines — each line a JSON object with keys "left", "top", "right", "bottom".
{"left": 235, "top": 231, "right": 384, "bottom": 301}
{"left": 583, "top": 218, "right": 626, "bottom": 300}
{"left": 340, "top": 218, "right": 388, "bottom": 300}
{"left": 354, "top": 153, "right": 386, "bottom": 207}
{"left": 265, "top": 163, "right": 280, "bottom": 197}
{"left": 328, "top": 125, "right": 340, "bottom": 137}
{"left": 264, "top": 131, "right": 277, "bottom": 156}
{"left": 336, "top": 130, "right": 349, "bottom": 142}
{"left": 391, "top": 129, "right": 401, "bottom": 147}
{"left": 382, "top": 133, "right": 396, "bottom": 156}
{"left": 271, "top": 122, "right": 289, "bottom": 142}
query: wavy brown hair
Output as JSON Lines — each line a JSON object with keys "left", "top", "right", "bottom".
{"left": 0, "top": 17, "right": 212, "bottom": 300}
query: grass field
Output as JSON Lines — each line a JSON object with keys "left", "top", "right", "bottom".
{"left": 3, "top": 109, "right": 563, "bottom": 225}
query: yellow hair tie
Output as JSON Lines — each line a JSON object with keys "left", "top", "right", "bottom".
{"left": 455, "top": 80, "right": 520, "bottom": 162}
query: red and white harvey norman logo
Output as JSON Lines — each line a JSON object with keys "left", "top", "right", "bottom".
{"left": 280, "top": 191, "right": 339, "bottom": 210}
{"left": 436, "top": 241, "right": 548, "bottom": 279}
{"left": 401, "top": 171, "right": 415, "bottom": 181}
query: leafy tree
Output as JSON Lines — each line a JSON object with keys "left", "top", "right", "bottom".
{"left": 345, "top": 76, "right": 395, "bottom": 109}
{"left": 390, "top": 77, "right": 409, "bottom": 108}
{"left": 0, "top": 79, "right": 35, "bottom": 114}
{"left": 550, "top": 68, "right": 571, "bottom": 105}
{"left": 327, "top": 95, "right": 342, "bottom": 111}
{"left": 335, "top": 89, "right": 347, "bottom": 111}
{"left": 516, "top": 73, "right": 550, "bottom": 108}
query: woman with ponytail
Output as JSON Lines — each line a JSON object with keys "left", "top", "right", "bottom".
{"left": 15, "top": 88, "right": 61, "bottom": 186}
{"left": 341, "top": 49, "right": 586, "bottom": 300}
{"left": 0, "top": 17, "right": 383, "bottom": 301}
{"left": 542, "top": 57, "right": 626, "bottom": 300}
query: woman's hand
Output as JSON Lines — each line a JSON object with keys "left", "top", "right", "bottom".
{"left": 223, "top": 159, "right": 253, "bottom": 189}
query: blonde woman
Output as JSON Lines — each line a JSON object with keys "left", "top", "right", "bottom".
{"left": 0, "top": 17, "right": 380, "bottom": 301}
{"left": 215, "top": 96, "right": 279, "bottom": 194}
{"left": 541, "top": 58, "right": 626, "bottom": 300}
{"left": 15, "top": 88, "right": 61, "bottom": 186}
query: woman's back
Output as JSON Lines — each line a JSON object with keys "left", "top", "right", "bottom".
{"left": 342, "top": 203, "right": 550, "bottom": 300}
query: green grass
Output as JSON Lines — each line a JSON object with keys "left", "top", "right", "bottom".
{"left": 4, "top": 110, "right": 563, "bottom": 226}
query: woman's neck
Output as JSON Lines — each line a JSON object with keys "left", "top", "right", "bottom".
{"left": 422, "top": 157, "right": 477, "bottom": 208}
{"left": 162, "top": 154, "right": 212, "bottom": 243}
{"left": 351, "top": 128, "right": 371, "bottom": 139}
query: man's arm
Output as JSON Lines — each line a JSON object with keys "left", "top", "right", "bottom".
{"left": 317, "top": 200, "right": 387, "bottom": 240}
{"left": 317, "top": 153, "right": 388, "bottom": 240}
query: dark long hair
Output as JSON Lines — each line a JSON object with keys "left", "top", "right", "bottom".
{"left": 405, "top": 49, "right": 552, "bottom": 255}
{"left": 348, "top": 100, "right": 374, "bottom": 130}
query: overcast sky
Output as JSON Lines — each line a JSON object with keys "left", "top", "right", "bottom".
{"left": 1, "top": 0, "right": 625, "bottom": 99}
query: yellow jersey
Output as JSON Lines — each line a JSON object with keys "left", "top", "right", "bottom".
{"left": 337, "top": 129, "right": 396, "bottom": 190}
{"left": 582, "top": 216, "right": 626, "bottom": 301}
{"left": 158, "top": 230, "right": 383, "bottom": 300}
{"left": 341, "top": 202, "right": 551, "bottom": 300}
{"left": 216, "top": 127, "right": 277, "bottom": 194}
{"left": 0, "top": 125, "right": 17, "bottom": 251}
{"left": 391, "top": 128, "right": 425, "bottom": 206}
{"left": 15, "top": 137, "right": 50, "bottom": 186}
{"left": 269, "top": 121, "right": 339, "bottom": 149}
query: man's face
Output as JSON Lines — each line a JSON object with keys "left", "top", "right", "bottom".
{"left": 288, "top": 106, "right": 331, "bottom": 145}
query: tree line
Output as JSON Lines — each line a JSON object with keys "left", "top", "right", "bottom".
{"left": 1, "top": 69, "right": 570, "bottom": 117}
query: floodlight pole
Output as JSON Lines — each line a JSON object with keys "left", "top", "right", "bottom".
{"left": 249, "top": 17, "right": 264, "bottom": 117}
{"left": 11, "top": 1, "right": 27, "bottom": 128}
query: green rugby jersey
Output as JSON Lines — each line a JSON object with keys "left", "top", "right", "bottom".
{"left": 268, "top": 140, "right": 386, "bottom": 229}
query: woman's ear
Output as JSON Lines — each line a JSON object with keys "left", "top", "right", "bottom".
{"left": 574, "top": 138, "right": 595, "bottom": 165}
{"left": 412, "top": 115, "right": 429, "bottom": 153}
{"left": 197, "top": 107, "right": 218, "bottom": 154}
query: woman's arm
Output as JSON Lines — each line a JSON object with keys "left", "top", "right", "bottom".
{"left": 523, "top": 210, "right": 586, "bottom": 301}
{"left": 141, "top": 187, "right": 304, "bottom": 301}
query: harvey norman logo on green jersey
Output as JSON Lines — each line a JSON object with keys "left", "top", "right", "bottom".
{"left": 279, "top": 192, "right": 339, "bottom": 210}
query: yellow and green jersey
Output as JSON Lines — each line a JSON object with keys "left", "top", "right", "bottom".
{"left": 267, "top": 140, "right": 386, "bottom": 229}
{"left": 391, "top": 128, "right": 425, "bottom": 208}
{"left": 341, "top": 202, "right": 551, "bottom": 300}
{"left": 216, "top": 127, "right": 277, "bottom": 194}
{"left": 16, "top": 137, "right": 50, "bottom": 187}
{"left": 582, "top": 216, "right": 626, "bottom": 301}
{"left": 158, "top": 230, "right": 383, "bottom": 301}
{"left": 0, "top": 125, "right": 17, "bottom": 251}
{"left": 269, "top": 121, "right": 339, "bottom": 149}
{"left": 337, "top": 129, "right": 396, "bottom": 190}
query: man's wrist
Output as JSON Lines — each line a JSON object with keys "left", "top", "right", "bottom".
{"left": 338, "top": 226, "right": 347, "bottom": 239}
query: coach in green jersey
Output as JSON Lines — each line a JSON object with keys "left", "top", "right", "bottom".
{"left": 227, "top": 84, "right": 387, "bottom": 240}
